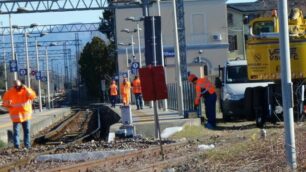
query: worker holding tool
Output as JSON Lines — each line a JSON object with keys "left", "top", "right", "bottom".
{"left": 188, "top": 73, "right": 217, "bottom": 129}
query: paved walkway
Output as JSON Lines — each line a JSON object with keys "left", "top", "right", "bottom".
{"left": 109, "top": 103, "right": 184, "bottom": 124}
{"left": 107, "top": 103, "right": 201, "bottom": 138}
{"left": 0, "top": 108, "right": 71, "bottom": 144}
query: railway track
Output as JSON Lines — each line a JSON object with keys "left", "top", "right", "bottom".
{"left": 45, "top": 141, "right": 196, "bottom": 172}
{"left": 0, "top": 108, "right": 101, "bottom": 172}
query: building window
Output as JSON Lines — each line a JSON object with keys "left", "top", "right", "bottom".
{"left": 228, "top": 13, "right": 233, "bottom": 26}
{"left": 191, "top": 14, "right": 205, "bottom": 34}
{"left": 228, "top": 35, "right": 237, "bottom": 51}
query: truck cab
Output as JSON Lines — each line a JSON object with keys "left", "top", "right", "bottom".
{"left": 220, "top": 59, "right": 272, "bottom": 121}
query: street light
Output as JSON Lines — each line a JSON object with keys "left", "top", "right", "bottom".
{"left": 33, "top": 32, "right": 48, "bottom": 112}
{"left": 23, "top": 23, "right": 39, "bottom": 87}
{"left": 45, "top": 42, "right": 57, "bottom": 109}
{"left": 9, "top": 14, "right": 17, "bottom": 80}
{"left": 125, "top": 16, "right": 144, "bottom": 67}
{"left": 119, "top": 42, "right": 132, "bottom": 67}
{"left": 121, "top": 28, "right": 137, "bottom": 61}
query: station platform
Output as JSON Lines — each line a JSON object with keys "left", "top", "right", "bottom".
{"left": 0, "top": 108, "right": 71, "bottom": 144}
{"left": 108, "top": 103, "right": 201, "bottom": 138}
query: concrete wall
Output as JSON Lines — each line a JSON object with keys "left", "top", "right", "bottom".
{"left": 116, "top": 0, "right": 228, "bottom": 83}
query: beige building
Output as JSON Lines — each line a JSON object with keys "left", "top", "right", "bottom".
{"left": 116, "top": 0, "right": 228, "bottom": 83}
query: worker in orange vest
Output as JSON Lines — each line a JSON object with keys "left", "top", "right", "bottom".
{"left": 109, "top": 80, "right": 118, "bottom": 108}
{"left": 2, "top": 79, "right": 37, "bottom": 149}
{"left": 132, "top": 75, "right": 143, "bottom": 110}
{"left": 120, "top": 77, "right": 131, "bottom": 106}
{"left": 188, "top": 74, "right": 217, "bottom": 129}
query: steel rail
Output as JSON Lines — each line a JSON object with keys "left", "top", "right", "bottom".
{"left": 46, "top": 142, "right": 189, "bottom": 172}
{"left": 0, "top": 109, "right": 101, "bottom": 172}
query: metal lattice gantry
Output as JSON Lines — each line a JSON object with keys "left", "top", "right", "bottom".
{"left": 176, "top": 0, "right": 187, "bottom": 81}
{"left": 0, "top": 0, "right": 143, "bottom": 14}
{"left": 0, "top": 0, "right": 109, "bottom": 14}
{"left": 0, "top": 23, "right": 100, "bottom": 35}
{"left": 0, "top": 40, "right": 81, "bottom": 49}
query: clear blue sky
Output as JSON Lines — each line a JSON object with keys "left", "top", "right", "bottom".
{"left": 0, "top": 0, "right": 256, "bottom": 27}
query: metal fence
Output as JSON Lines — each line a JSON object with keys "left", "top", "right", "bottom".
{"left": 167, "top": 75, "right": 219, "bottom": 117}
{"left": 167, "top": 81, "right": 201, "bottom": 117}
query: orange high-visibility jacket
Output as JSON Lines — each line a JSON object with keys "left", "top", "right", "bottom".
{"left": 194, "top": 78, "right": 216, "bottom": 105}
{"left": 2, "top": 86, "right": 37, "bottom": 123}
{"left": 132, "top": 78, "right": 142, "bottom": 94}
{"left": 120, "top": 81, "right": 131, "bottom": 104}
{"left": 109, "top": 83, "right": 118, "bottom": 96}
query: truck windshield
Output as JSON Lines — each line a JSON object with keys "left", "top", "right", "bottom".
{"left": 226, "top": 65, "right": 248, "bottom": 83}
{"left": 253, "top": 21, "right": 274, "bottom": 35}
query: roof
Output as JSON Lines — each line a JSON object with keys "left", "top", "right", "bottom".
{"left": 228, "top": 0, "right": 276, "bottom": 13}
{"left": 228, "top": 0, "right": 306, "bottom": 13}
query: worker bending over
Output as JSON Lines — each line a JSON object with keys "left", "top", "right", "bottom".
{"left": 188, "top": 74, "right": 217, "bottom": 129}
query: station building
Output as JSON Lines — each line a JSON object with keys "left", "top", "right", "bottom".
{"left": 115, "top": 0, "right": 228, "bottom": 83}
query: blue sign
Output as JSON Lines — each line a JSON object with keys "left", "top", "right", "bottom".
{"left": 35, "top": 71, "right": 41, "bottom": 80}
{"left": 164, "top": 50, "right": 175, "bottom": 58}
{"left": 41, "top": 76, "right": 47, "bottom": 82}
{"left": 120, "top": 72, "right": 128, "bottom": 78}
{"left": 131, "top": 62, "right": 140, "bottom": 75}
{"left": 9, "top": 60, "right": 18, "bottom": 72}
{"left": 19, "top": 69, "right": 27, "bottom": 76}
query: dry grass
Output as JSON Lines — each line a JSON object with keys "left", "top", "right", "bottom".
{"left": 171, "top": 122, "right": 306, "bottom": 171}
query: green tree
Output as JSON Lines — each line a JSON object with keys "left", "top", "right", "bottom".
{"left": 99, "top": 0, "right": 115, "bottom": 41}
{"left": 79, "top": 37, "right": 116, "bottom": 98}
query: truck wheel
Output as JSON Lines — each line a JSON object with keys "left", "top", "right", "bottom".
{"left": 244, "top": 88, "right": 254, "bottom": 120}
{"left": 223, "top": 113, "right": 231, "bottom": 122}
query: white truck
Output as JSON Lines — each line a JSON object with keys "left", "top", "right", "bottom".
{"left": 220, "top": 59, "right": 272, "bottom": 121}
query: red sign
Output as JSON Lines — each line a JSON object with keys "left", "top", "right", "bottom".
{"left": 31, "top": 70, "right": 37, "bottom": 76}
{"left": 139, "top": 66, "right": 168, "bottom": 101}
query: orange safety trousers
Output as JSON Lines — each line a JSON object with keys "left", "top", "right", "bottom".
{"left": 120, "top": 82, "right": 131, "bottom": 105}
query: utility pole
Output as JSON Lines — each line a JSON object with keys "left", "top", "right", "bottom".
{"left": 172, "top": 0, "right": 184, "bottom": 116}
{"left": 9, "top": 14, "right": 17, "bottom": 80}
{"left": 278, "top": 0, "right": 297, "bottom": 169}
{"left": 156, "top": 0, "right": 168, "bottom": 111}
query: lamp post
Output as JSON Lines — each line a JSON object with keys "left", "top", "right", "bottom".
{"left": 9, "top": 14, "right": 17, "bottom": 80}
{"left": 125, "top": 17, "right": 144, "bottom": 67}
{"left": 2, "top": 28, "right": 8, "bottom": 91}
{"left": 121, "top": 28, "right": 137, "bottom": 61}
{"left": 45, "top": 42, "right": 57, "bottom": 109}
{"left": 24, "top": 32, "right": 30, "bottom": 87}
{"left": 119, "top": 42, "right": 131, "bottom": 67}
{"left": 33, "top": 32, "right": 48, "bottom": 112}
